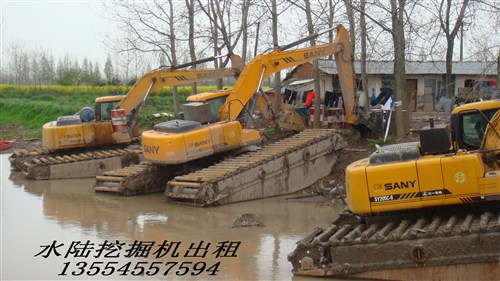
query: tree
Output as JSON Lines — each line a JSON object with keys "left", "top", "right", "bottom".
{"left": 185, "top": 0, "right": 198, "bottom": 95}
{"left": 390, "top": 0, "right": 408, "bottom": 138}
{"left": 348, "top": 0, "right": 411, "bottom": 137}
{"left": 304, "top": 0, "right": 323, "bottom": 128}
{"left": 359, "top": 0, "right": 368, "bottom": 99}
{"left": 198, "top": 0, "right": 250, "bottom": 89}
{"left": 104, "top": 54, "right": 114, "bottom": 85}
{"left": 271, "top": 0, "right": 281, "bottom": 114}
{"left": 40, "top": 53, "right": 55, "bottom": 85}
{"left": 31, "top": 54, "right": 41, "bottom": 88}
{"left": 438, "top": 0, "right": 470, "bottom": 99}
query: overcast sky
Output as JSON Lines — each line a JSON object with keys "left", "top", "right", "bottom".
{"left": 1, "top": 1, "right": 114, "bottom": 65}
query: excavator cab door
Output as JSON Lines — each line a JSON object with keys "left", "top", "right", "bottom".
{"left": 93, "top": 101, "right": 120, "bottom": 145}
{"left": 454, "top": 108, "right": 498, "bottom": 151}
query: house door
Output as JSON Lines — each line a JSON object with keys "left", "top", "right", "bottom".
{"left": 406, "top": 79, "right": 417, "bottom": 112}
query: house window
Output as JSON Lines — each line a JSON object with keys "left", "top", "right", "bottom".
{"left": 424, "top": 79, "right": 436, "bottom": 95}
{"left": 464, "top": 79, "right": 475, "bottom": 88}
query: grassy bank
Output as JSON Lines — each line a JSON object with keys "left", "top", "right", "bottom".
{"left": 0, "top": 84, "right": 221, "bottom": 139}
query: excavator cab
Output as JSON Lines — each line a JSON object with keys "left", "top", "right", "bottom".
{"left": 182, "top": 91, "right": 231, "bottom": 124}
{"left": 94, "top": 96, "right": 128, "bottom": 121}
{"left": 450, "top": 100, "right": 499, "bottom": 151}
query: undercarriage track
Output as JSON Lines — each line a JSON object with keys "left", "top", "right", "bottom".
{"left": 166, "top": 129, "right": 346, "bottom": 206}
{"left": 9, "top": 147, "right": 142, "bottom": 180}
{"left": 94, "top": 129, "right": 346, "bottom": 204}
{"left": 288, "top": 202, "right": 500, "bottom": 280}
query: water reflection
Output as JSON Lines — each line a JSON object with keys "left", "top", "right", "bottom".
{"left": 2, "top": 154, "right": 342, "bottom": 280}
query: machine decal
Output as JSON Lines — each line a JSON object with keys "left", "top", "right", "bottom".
{"left": 399, "top": 192, "right": 419, "bottom": 199}
{"left": 282, "top": 57, "right": 296, "bottom": 63}
{"left": 189, "top": 139, "right": 210, "bottom": 148}
{"left": 65, "top": 133, "right": 82, "bottom": 139}
{"left": 421, "top": 189, "right": 451, "bottom": 197}
{"left": 143, "top": 144, "right": 159, "bottom": 154}
{"left": 174, "top": 75, "right": 188, "bottom": 81}
{"left": 303, "top": 49, "right": 326, "bottom": 59}
{"left": 372, "top": 195, "right": 395, "bottom": 202}
{"left": 370, "top": 189, "right": 452, "bottom": 203}
{"left": 197, "top": 72, "right": 226, "bottom": 79}
{"left": 384, "top": 180, "right": 416, "bottom": 190}
{"left": 459, "top": 195, "right": 499, "bottom": 203}
{"left": 454, "top": 172, "right": 467, "bottom": 184}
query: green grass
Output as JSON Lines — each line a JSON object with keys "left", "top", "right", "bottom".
{"left": 0, "top": 84, "right": 225, "bottom": 139}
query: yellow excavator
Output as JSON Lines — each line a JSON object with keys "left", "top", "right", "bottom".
{"left": 142, "top": 24, "right": 367, "bottom": 165}
{"left": 9, "top": 54, "right": 244, "bottom": 179}
{"left": 94, "top": 24, "right": 363, "bottom": 201}
{"left": 289, "top": 100, "right": 499, "bottom": 279}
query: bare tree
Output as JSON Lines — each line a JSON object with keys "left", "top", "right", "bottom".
{"left": 360, "top": 0, "right": 368, "bottom": 97}
{"left": 348, "top": 0, "right": 411, "bottom": 137}
{"left": 438, "top": 0, "right": 470, "bottom": 99}
{"left": 343, "top": 0, "right": 356, "bottom": 53}
{"left": 7, "top": 41, "right": 27, "bottom": 86}
{"left": 185, "top": 0, "right": 198, "bottom": 95}
{"left": 104, "top": 54, "right": 114, "bottom": 85}
{"left": 304, "top": 0, "right": 323, "bottom": 128}
{"left": 105, "top": 0, "right": 189, "bottom": 114}
{"left": 197, "top": 0, "right": 250, "bottom": 89}
{"left": 271, "top": 0, "right": 281, "bottom": 113}
{"left": 390, "top": 0, "right": 408, "bottom": 137}
{"left": 166, "top": 0, "right": 181, "bottom": 114}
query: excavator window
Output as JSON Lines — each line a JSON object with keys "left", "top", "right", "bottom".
{"left": 96, "top": 101, "right": 119, "bottom": 121}
{"left": 207, "top": 96, "right": 228, "bottom": 121}
{"left": 459, "top": 109, "right": 497, "bottom": 150}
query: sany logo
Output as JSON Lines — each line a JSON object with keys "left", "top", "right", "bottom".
{"left": 143, "top": 144, "right": 159, "bottom": 154}
{"left": 303, "top": 49, "right": 326, "bottom": 59}
{"left": 384, "top": 180, "right": 416, "bottom": 190}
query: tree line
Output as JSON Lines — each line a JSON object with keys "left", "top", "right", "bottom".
{"left": 1, "top": 43, "right": 123, "bottom": 87}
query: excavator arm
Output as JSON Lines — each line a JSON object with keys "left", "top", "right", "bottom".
{"left": 116, "top": 54, "right": 244, "bottom": 114}
{"left": 219, "top": 24, "right": 355, "bottom": 122}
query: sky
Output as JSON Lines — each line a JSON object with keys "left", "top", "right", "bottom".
{"left": 1, "top": 0, "right": 115, "bottom": 65}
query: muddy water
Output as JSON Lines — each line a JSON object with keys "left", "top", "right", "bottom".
{"left": 1, "top": 154, "right": 343, "bottom": 280}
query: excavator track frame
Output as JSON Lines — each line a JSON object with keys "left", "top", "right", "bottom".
{"left": 288, "top": 203, "right": 500, "bottom": 279}
{"left": 10, "top": 147, "right": 142, "bottom": 180}
{"left": 165, "top": 129, "right": 346, "bottom": 206}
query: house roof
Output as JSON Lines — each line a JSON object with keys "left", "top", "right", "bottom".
{"left": 314, "top": 60, "right": 498, "bottom": 76}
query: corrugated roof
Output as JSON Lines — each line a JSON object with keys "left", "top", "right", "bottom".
{"left": 315, "top": 60, "right": 497, "bottom": 75}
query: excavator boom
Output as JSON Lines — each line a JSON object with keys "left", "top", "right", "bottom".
{"left": 220, "top": 25, "right": 352, "bottom": 122}
{"left": 117, "top": 54, "right": 243, "bottom": 114}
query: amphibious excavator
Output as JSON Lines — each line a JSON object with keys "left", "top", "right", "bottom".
{"left": 9, "top": 54, "right": 244, "bottom": 180}
{"left": 94, "top": 24, "right": 379, "bottom": 204}
{"left": 288, "top": 100, "right": 500, "bottom": 279}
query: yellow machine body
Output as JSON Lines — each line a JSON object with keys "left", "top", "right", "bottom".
{"left": 42, "top": 96, "right": 126, "bottom": 150}
{"left": 346, "top": 101, "right": 500, "bottom": 215}
{"left": 41, "top": 55, "right": 244, "bottom": 151}
{"left": 142, "top": 121, "right": 261, "bottom": 164}
{"left": 347, "top": 152, "right": 499, "bottom": 214}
